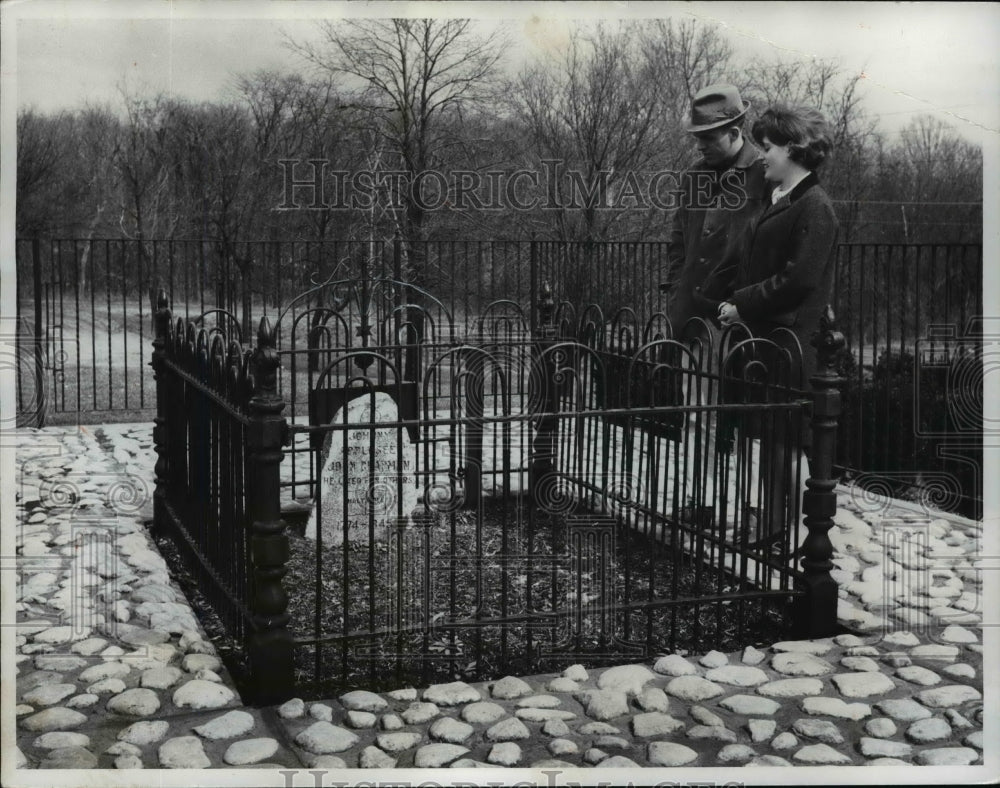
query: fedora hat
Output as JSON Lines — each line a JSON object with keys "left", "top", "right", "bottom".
{"left": 684, "top": 84, "right": 751, "bottom": 133}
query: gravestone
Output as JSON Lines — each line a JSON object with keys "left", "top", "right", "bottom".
{"left": 305, "top": 391, "right": 419, "bottom": 546}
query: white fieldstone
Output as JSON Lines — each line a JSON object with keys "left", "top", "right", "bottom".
{"left": 718, "top": 744, "right": 756, "bottom": 763}
{"left": 71, "top": 637, "right": 108, "bottom": 655}
{"left": 294, "top": 722, "right": 360, "bottom": 754}
{"left": 942, "top": 663, "right": 976, "bottom": 680}
{"left": 339, "top": 690, "right": 388, "bottom": 712}
{"left": 386, "top": 687, "right": 418, "bottom": 702}
{"left": 39, "top": 746, "right": 98, "bottom": 769}
{"left": 118, "top": 720, "right": 170, "bottom": 745}
{"left": 380, "top": 714, "right": 404, "bottom": 731}
{"left": 461, "top": 701, "right": 506, "bottom": 724}
{"left": 172, "top": 679, "right": 235, "bottom": 709}
{"left": 193, "top": 710, "right": 256, "bottom": 740}
{"left": 772, "top": 651, "right": 836, "bottom": 676}
{"left": 79, "top": 661, "right": 131, "bottom": 683}
{"left": 859, "top": 737, "right": 913, "bottom": 758}
{"left": 548, "top": 738, "right": 578, "bottom": 756}
{"left": 516, "top": 708, "right": 576, "bottom": 722}
{"left": 88, "top": 678, "right": 127, "bottom": 695}
{"left": 158, "top": 736, "right": 211, "bottom": 769}
{"left": 309, "top": 704, "right": 333, "bottom": 722}
{"left": 910, "top": 644, "right": 959, "bottom": 660}
{"left": 631, "top": 712, "right": 684, "bottom": 737}
{"left": 414, "top": 743, "right": 470, "bottom": 767}
{"left": 107, "top": 689, "right": 161, "bottom": 717}
{"left": 487, "top": 742, "right": 522, "bottom": 766}
{"left": 543, "top": 719, "right": 571, "bottom": 736}
{"left": 485, "top": 717, "right": 531, "bottom": 741}
{"left": 864, "top": 717, "right": 897, "bottom": 738}
{"left": 840, "top": 656, "right": 881, "bottom": 672}
{"left": 705, "top": 665, "right": 769, "bottom": 686}
{"left": 423, "top": 681, "right": 481, "bottom": 706}
{"left": 831, "top": 671, "right": 897, "bottom": 698}
{"left": 346, "top": 711, "right": 377, "bottom": 729}
{"left": 944, "top": 709, "right": 975, "bottom": 729}
{"left": 583, "top": 746, "right": 608, "bottom": 764}
{"left": 793, "top": 743, "right": 852, "bottom": 764}
{"left": 515, "top": 694, "right": 562, "bottom": 708}
{"left": 748, "top": 719, "right": 776, "bottom": 742}
{"left": 546, "top": 677, "right": 579, "bottom": 693}
{"left": 772, "top": 640, "right": 833, "bottom": 655}
{"left": 194, "top": 669, "right": 223, "bottom": 683}
{"left": 917, "top": 684, "right": 982, "bottom": 708}
{"left": 490, "top": 675, "right": 533, "bottom": 699}
{"left": 653, "top": 654, "right": 697, "bottom": 676}
{"left": 896, "top": 665, "right": 942, "bottom": 686}
{"left": 758, "top": 678, "right": 824, "bottom": 697}
{"left": 647, "top": 741, "right": 698, "bottom": 766}
{"left": 66, "top": 694, "right": 99, "bottom": 709}
{"left": 905, "top": 717, "right": 953, "bottom": 743}
{"left": 699, "top": 649, "right": 728, "bottom": 668}
{"left": 223, "top": 737, "right": 279, "bottom": 765}
{"left": 875, "top": 698, "right": 933, "bottom": 722}
{"left": 914, "top": 747, "right": 980, "bottom": 765}
{"left": 140, "top": 666, "right": 183, "bottom": 689}
{"left": 690, "top": 705, "right": 725, "bottom": 727}
{"left": 359, "top": 746, "right": 396, "bottom": 769}
{"left": 401, "top": 702, "right": 440, "bottom": 725}
{"left": 664, "top": 675, "right": 725, "bottom": 702}
{"left": 376, "top": 732, "right": 423, "bottom": 752}
{"left": 562, "top": 664, "right": 589, "bottom": 681}
{"left": 574, "top": 689, "right": 629, "bottom": 720}
{"left": 719, "top": 694, "right": 781, "bottom": 716}
{"left": 278, "top": 698, "right": 305, "bottom": 719}
{"left": 33, "top": 655, "right": 87, "bottom": 671}
{"left": 881, "top": 631, "right": 920, "bottom": 647}
{"left": 115, "top": 752, "right": 143, "bottom": 769}
{"left": 742, "top": 645, "right": 767, "bottom": 665}
{"left": 105, "top": 742, "right": 142, "bottom": 757}
{"left": 181, "top": 653, "right": 221, "bottom": 672}
{"left": 430, "top": 716, "right": 475, "bottom": 744}
{"left": 33, "top": 732, "right": 90, "bottom": 750}
{"left": 800, "top": 697, "right": 872, "bottom": 720}
{"left": 596, "top": 754, "right": 641, "bottom": 768}
{"left": 964, "top": 731, "right": 984, "bottom": 749}
{"left": 792, "top": 718, "right": 845, "bottom": 745}
{"left": 770, "top": 732, "right": 798, "bottom": 750}
{"left": 596, "top": 664, "right": 657, "bottom": 695}
{"left": 686, "top": 725, "right": 737, "bottom": 742}
{"left": 636, "top": 687, "right": 670, "bottom": 713}
{"left": 22, "top": 684, "right": 76, "bottom": 706}
{"left": 578, "top": 721, "right": 621, "bottom": 735}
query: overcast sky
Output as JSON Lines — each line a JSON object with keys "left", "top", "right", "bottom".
{"left": 7, "top": 1, "right": 999, "bottom": 148}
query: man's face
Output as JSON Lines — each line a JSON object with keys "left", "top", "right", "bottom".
{"left": 692, "top": 126, "right": 740, "bottom": 168}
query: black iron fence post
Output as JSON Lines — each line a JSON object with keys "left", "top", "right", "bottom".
{"left": 246, "top": 315, "right": 294, "bottom": 704}
{"left": 530, "top": 281, "right": 559, "bottom": 499}
{"left": 32, "top": 235, "right": 46, "bottom": 427}
{"left": 151, "top": 288, "right": 171, "bottom": 535}
{"left": 795, "top": 305, "right": 846, "bottom": 637}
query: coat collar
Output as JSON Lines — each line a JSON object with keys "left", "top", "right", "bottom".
{"left": 758, "top": 171, "right": 820, "bottom": 222}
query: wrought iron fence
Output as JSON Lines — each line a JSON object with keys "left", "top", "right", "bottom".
{"left": 150, "top": 270, "right": 845, "bottom": 703}
{"left": 16, "top": 237, "right": 982, "bottom": 520}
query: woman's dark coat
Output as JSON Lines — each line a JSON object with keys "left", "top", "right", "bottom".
{"left": 703, "top": 171, "right": 839, "bottom": 450}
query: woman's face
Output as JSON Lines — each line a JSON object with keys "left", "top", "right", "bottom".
{"left": 760, "top": 135, "right": 795, "bottom": 184}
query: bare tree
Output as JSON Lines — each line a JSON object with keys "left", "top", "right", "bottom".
{"left": 288, "top": 18, "right": 508, "bottom": 278}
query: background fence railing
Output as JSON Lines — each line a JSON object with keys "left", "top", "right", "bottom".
{"left": 15, "top": 237, "right": 982, "bottom": 520}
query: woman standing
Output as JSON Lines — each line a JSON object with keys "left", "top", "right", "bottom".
{"left": 715, "top": 105, "right": 839, "bottom": 548}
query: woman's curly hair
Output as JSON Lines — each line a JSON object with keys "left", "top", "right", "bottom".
{"left": 751, "top": 106, "right": 833, "bottom": 170}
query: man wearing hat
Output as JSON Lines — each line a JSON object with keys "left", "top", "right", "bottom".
{"left": 662, "top": 84, "right": 768, "bottom": 335}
